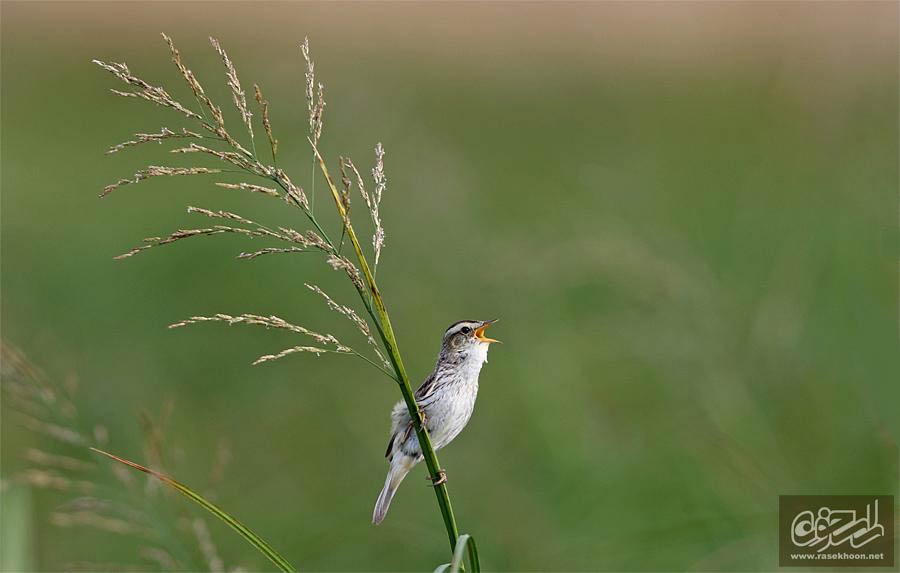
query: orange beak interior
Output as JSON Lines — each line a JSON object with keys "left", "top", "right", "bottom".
{"left": 474, "top": 321, "right": 500, "bottom": 344}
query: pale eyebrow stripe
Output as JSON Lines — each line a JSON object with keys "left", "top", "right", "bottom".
{"left": 445, "top": 320, "right": 478, "bottom": 335}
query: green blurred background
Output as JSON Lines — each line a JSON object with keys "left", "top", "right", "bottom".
{"left": 2, "top": 2, "right": 898, "bottom": 571}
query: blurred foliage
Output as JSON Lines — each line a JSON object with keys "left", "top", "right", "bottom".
{"left": 1, "top": 2, "right": 897, "bottom": 571}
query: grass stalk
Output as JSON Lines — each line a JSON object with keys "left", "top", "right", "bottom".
{"left": 309, "top": 143, "right": 461, "bottom": 551}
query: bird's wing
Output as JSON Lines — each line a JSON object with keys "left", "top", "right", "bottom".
{"left": 384, "top": 372, "right": 435, "bottom": 460}
{"left": 414, "top": 371, "right": 438, "bottom": 401}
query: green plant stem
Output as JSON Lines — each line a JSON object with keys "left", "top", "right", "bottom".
{"left": 309, "top": 141, "right": 461, "bottom": 552}
{"left": 349, "top": 350, "right": 397, "bottom": 381}
{"left": 268, "top": 170, "right": 335, "bottom": 248}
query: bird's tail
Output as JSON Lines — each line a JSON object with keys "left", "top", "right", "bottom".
{"left": 372, "top": 456, "right": 414, "bottom": 525}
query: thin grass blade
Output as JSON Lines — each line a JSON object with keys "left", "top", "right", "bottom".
{"left": 449, "top": 533, "right": 480, "bottom": 573}
{"left": 90, "top": 447, "right": 297, "bottom": 572}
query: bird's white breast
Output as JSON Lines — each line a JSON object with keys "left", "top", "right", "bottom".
{"left": 427, "top": 344, "right": 489, "bottom": 450}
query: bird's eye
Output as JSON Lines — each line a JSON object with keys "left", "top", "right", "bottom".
{"left": 461, "top": 326, "right": 471, "bottom": 334}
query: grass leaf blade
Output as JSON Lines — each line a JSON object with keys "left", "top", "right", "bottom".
{"left": 449, "top": 533, "right": 480, "bottom": 573}
{"left": 90, "top": 447, "right": 297, "bottom": 572}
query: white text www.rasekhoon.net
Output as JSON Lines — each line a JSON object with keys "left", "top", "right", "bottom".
{"left": 789, "top": 552, "right": 885, "bottom": 561}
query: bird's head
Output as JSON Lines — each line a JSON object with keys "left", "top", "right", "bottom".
{"left": 440, "top": 319, "right": 500, "bottom": 360}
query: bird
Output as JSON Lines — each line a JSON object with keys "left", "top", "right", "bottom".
{"left": 372, "top": 319, "right": 499, "bottom": 525}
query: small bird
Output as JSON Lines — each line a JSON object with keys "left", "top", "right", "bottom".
{"left": 372, "top": 319, "right": 499, "bottom": 525}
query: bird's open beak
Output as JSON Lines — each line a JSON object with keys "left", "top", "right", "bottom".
{"left": 475, "top": 319, "right": 500, "bottom": 344}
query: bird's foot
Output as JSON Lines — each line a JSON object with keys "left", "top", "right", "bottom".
{"left": 426, "top": 468, "right": 448, "bottom": 487}
{"left": 418, "top": 409, "right": 428, "bottom": 428}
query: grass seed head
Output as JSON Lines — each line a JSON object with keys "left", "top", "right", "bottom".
{"left": 210, "top": 37, "right": 253, "bottom": 139}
